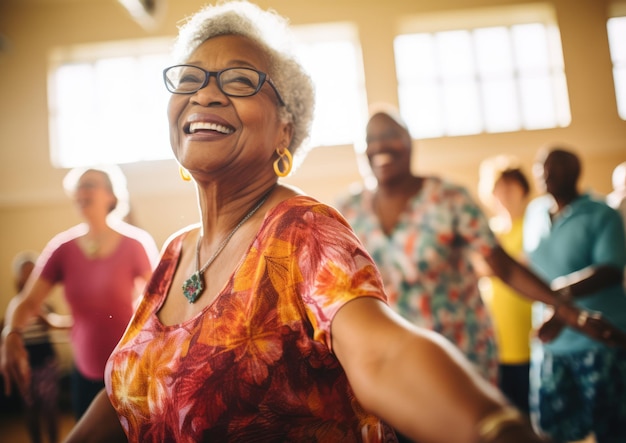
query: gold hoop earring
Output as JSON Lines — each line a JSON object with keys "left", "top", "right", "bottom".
{"left": 179, "top": 165, "right": 191, "bottom": 182}
{"left": 273, "top": 148, "right": 293, "bottom": 177}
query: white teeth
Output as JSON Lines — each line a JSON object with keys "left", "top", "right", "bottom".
{"left": 371, "top": 153, "right": 393, "bottom": 167}
{"left": 189, "top": 122, "right": 233, "bottom": 134}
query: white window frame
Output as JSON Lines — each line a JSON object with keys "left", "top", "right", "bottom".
{"left": 394, "top": 4, "right": 571, "bottom": 138}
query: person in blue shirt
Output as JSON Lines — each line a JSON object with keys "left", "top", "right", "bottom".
{"left": 524, "top": 146, "right": 626, "bottom": 443}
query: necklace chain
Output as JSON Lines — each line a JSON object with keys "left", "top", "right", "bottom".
{"left": 182, "top": 187, "right": 275, "bottom": 303}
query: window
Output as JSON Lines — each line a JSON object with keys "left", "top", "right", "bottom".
{"left": 607, "top": 15, "right": 626, "bottom": 120}
{"left": 394, "top": 5, "right": 571, "bottom": 138}
{"left": 48, "top": 24, "right": 367, "bottom": 168}
{"left": 292, "top": 22, "right": 368, "bottom": 149}
{"left": 48, "top": 38, "right": 173, "bottom": 168}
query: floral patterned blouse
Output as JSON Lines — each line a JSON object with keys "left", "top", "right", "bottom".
{"left": 105, "top": 196, "right": 397, "bottom": 443}
{"left": 336, "top": 177, "right": 498, "bottom": 383}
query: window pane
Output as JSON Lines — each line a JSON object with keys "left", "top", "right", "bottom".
{"left": 398, "top": 82, "right": 444, "bottom": 138}
{"left": 481, "top": 78, "right": 520, "bottom": 132}
{"left": 519, "top": 75, "right": 555, "bottom": 129}
{"left": 512, "top": 23, "right": 550, "bottom": 71}
{"left": 136, "top": 54, "right": 173, "bottom": 161}
{"left": 295, "top": 39, "right": 365, "bottom": 147}
{"left": 608, "top": 17, "right": 626, "bottom": 63}
{"left": 474, "top": 27, "right": 519, "bottom": 132}
{"left": 437, "top": 30, "right": 474, "bottom": 78}
{"left": 608, "top": 16, "right": 626, "bottom": 120}
{"left": 474, "top": 27, "right": 514, "bottom": 75}
{"left": 395, "top": 34, "right": 437, "bottom": 80}
{"left": 395, "top": 19, "right": 569, "bottom": 137}
{"left": 48, "top": 39, "right": 173, "bottom": 168}
{"left": 614, "top": 67, "right": 626, "bottom": 120}
{"left": 443, "top": 79, "right": 481, "bottom": 135}
{"left": 552, "top": 71, "right": 572, "bottom": 125}
{"left": 395, "top": 6, "right": 571, "bottom": 137}
{"left": 293, "top": 23, "right": 367, "bottom": 149}
{"left": 51, "top": 64, "right": 98, "bottom": 166}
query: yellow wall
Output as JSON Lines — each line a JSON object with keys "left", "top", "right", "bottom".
{"left": 1, "top": 0, "right": 625, "bottom": 317}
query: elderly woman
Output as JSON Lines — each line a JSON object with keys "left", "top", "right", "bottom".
{"left": 1, "top": 165, "right": 159, "bottom": 420}
{"left": 59, "top": 2, "right": 552, "bottom": 443}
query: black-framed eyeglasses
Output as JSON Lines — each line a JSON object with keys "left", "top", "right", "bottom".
{"left": 163, "top": 65, "right": 285, "bottom": 106}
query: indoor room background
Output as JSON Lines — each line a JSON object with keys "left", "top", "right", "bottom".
{"left": 1, "top": 0, "right": 625, "bottom": 325}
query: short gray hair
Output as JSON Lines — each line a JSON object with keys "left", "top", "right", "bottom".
{"left": 172, "top": 0, "right": 315, "bottom": 164}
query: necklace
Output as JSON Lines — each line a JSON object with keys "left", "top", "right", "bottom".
{"left": 182, "top": 187, "right": 274, "bottom": 303}
{"left": 82, "top": 231, "right": 110, "bottom": 258}
{"left": 85, "top": 239, "right": 100, "bottom": 257}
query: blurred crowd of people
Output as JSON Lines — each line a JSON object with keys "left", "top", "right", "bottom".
{"left": 336, "top": 105, "right": 626, "bottom": 443}
{"left": 1, "top": 1, "right": 625, "bottom": 443}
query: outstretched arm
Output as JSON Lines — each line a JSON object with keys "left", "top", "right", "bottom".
{"left": 550, "top": 264, "right": 623, "bottom": 299}
{"left": 332, "top": 297, "right": 546, "bottom": 443}
{"left": 486, "top": 246, "right": 626, "bottom": 347}
{"left": 64, "top": 389, "right": 127, "bottom": 443}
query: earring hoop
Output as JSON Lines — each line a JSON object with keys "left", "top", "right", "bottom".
{"left": 273, "top": 148, "right": 293, "bottom": 177}
{"left": 179, "top": 165, "right": 191, "bottom": 181}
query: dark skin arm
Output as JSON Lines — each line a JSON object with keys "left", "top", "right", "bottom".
{"left": 485, "top": 246, "right": 626, "bottom": 347}
{"left": 64, "top": 298, "right": 545, "bottom": 443}
{"left": 332, "top": 297, "right": 547, "bottom": 443}
{"left": 63, "top": 389, "right": 127, "bottom": 443}
{"left": 550, "top": 264, "right": 623, "bottom": 298}
{"left": 537, "top": 264, "right": 624, "bottom": 342}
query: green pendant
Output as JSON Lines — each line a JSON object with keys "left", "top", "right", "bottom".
{"left": 182, "top": 271, "right": 204, "bottom": 303}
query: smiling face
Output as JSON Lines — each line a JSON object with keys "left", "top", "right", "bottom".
{"left": 365, "top": 112, "right": 413, "bottom": 186}
{"left": 167, "top": 34, "right": 292, "bottom": 182}
{"left": 73, "top": 170, "right": 117, "bottom": 218}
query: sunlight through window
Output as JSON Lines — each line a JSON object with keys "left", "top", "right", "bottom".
{"left": 48, "top": 27, "right": 366, "bottom": 168}
{"left": 394, "top": 11, "right": 570, "bottom": 138}
{"left": 48, "top": 39, "right": 173, "bottom": 168}
{"left": 293, "top": 23, "right": 368, "bottom": 149}
{"left": 608, "top": 16, "right": 626, "bottom": 120}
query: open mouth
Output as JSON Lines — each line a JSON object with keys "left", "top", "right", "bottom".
{"left": 186, "top": 122, "right": 235, "bottom": 135}
{"left": 370, "top": 153, "right": 394, "bottom": 167}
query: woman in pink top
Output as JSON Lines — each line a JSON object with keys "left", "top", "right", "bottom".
{"left": 1, "top": 165, "right": 159, "bottom": 420}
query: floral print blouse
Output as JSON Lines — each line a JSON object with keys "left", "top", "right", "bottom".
{"left": 105, "top": 196, "right": 397, "bottom": 443}
{"left": 336, "top": 177, "right": 498, "bottom": 383}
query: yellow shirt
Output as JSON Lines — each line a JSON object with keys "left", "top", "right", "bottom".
{"left": 482, "top": 218, "right": 533, "bottom": 364}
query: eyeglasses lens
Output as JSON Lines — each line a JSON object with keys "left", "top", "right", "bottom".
{"left": 165, "top": 66, "right": 262, "bottom": 97}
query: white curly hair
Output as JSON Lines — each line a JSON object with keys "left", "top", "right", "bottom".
{"left": 172, "top": 0, "right": 315, "bottom": 166}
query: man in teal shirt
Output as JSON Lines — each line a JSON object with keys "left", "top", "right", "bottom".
{"left": 524, "top": 147, "right": 626, "bottom": 443}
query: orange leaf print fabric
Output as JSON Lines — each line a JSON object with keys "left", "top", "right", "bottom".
{"left": 105, "top": 197, "right": 398, "bottom": 443}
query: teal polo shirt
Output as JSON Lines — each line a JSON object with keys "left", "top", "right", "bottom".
{"left": 523, "top": 193, "right": 626, "bottom": 354}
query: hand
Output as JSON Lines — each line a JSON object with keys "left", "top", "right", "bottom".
{"left": 579, "top": 312, "right": 626, "bottom": 348}
{"left": 536, "top": 313, "right": 565, "bottom": 343}
{"left": 555, "top": 304, "right": 626, "bottom": 348}
{"left": 0, "top": 333, "right": 31, "bottom": 397}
